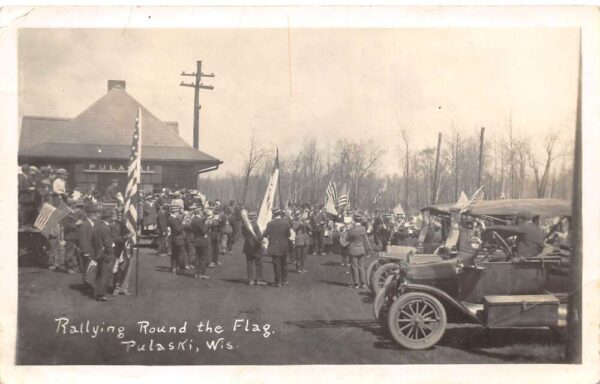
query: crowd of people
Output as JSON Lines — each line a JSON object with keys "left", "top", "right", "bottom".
{"left": 18, "top": 163, "right": 427, "bottom": 300}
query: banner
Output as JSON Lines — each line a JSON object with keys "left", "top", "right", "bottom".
{"left": 257, "top": 157, "right": 279, "bottom": 233}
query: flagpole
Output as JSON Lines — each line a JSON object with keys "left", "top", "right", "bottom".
{"left": 135, "top": 185, "right": 140, "bottom": 297}
{"left": 276, "top": 148, "right": 282, "bottom": 209}
{"left": 135, "top": 107, "right": 142, "bottom": 298}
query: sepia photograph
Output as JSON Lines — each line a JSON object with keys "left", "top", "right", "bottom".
{"left": 2, "top": 5, "right": 599, "bottom": 383}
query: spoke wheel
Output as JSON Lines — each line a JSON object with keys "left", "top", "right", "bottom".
{"left": 387, "top": 292, "right": 447, "bottom": 350}
{"left": 370, "top": 263, "right": 399, "bottom": 295}
{"left": 365, "top": 259, "right": 384, "bottom": 288}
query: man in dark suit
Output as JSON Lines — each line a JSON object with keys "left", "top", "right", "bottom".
{"left": 190, "top": 208, "right": 210, "bottom": 279}
{"left": 263, "top": 208, "right": 291, "bottom": 287}
{"left": 156, "top": 204, "right": 169, "bottom": 256}
{"left": 242, "top": 210, "right": 266, "bottom": 286}
{"left": 78, "top": 205, "right": 97, "bottom": 277}
{"left": 92, "top": 208, "right": 116, "bottom": 301}
{"left": 168, "top": 206, "right": 186, "bottom": 273}
{"left": 487, "top": 210, "right": 545, "bottom": 261}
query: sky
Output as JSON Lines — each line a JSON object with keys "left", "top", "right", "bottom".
{"left": 18, "top": 28, "right": 579, "bottom": 176}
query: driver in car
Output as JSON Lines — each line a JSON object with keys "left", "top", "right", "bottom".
{"left": 487, "top": 210, "right": 544, "bottom": 261}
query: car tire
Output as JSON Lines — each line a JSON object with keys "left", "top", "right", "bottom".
{"left": 387, "top": 292, "right": 447, "bottom": 350}
{"left": 370, "top": 263, "right": 399, "bottom": 295}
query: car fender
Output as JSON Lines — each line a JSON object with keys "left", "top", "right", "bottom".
{"left": 373, "top": 274, "right": 397, "bottom": 320}
{"left": 402, "top": 283, "right": 482, "bottom": 324}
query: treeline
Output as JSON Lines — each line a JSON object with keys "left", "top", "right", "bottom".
{"left": 198, "top": 127, "right": 574, "bottom": 215}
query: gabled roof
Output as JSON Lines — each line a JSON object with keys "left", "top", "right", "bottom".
{"left": 19, "top": 87, "right": 221, "bottom": 164}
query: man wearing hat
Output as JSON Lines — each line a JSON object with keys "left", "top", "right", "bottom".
{"left": 346, "top": 212, "right": 370, "bottom": 288}
{"left": 92, "top": 207, "right": 117, "bottom": 301}
{"left": 263, "top": 208, "right": 291, "bottom": 287}
{"left": 208, "top": 208, "right": 225, "bottom": 267}
{"left": 52, "top": 168, "right": 68, "bottom": 205}
{"left": 78, "top": 204, "right": 97, "bottom": 276}
{"left": 155, "top": 204, "right": 170, "bottom": 257}
{"left": 61, "top": 204, "right": 83, "bottom": 274}
{"left": 168, "top": 205, "right": 187, "bottom": 273}
{"left": 18, "top": 164, "right": 37, "bottom": 226}
{"left": 190, "top": 207, "right": 211, "bottom": 279}
{"left": 242, "top": 210, "right": 266, "bottom": 286}
{"left": 487, "top": 210, "right": 544, "bottom": 260}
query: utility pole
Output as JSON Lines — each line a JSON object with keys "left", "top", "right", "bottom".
{"left": 180, "top": 60, "right": 215, "bottom": 149}
{"left": 566, "top": 32, "right": 582, "bottom": 363}
{"left": 478, "top": 127, "right": 485, "bottom": 187}
{"left": 432, "top": 132, "right": 442, "bottom": 204}
{"left": 454, "top": 132, "right": 459, "bottom": 202}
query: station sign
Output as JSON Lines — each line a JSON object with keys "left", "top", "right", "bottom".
{"left": 83, "top": 162, "right": 155, "bottom": 173}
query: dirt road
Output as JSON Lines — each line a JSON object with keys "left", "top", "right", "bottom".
{"left": 17, "top": 242, "right": 564, "bottom": 364}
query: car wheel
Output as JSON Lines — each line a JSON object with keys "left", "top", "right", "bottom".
{"left": 365, "top": 259, "right": 383, "bottom": 288}
{"left": 371, "top": 263, "right": 399, "bottom": 295}
{"left": 387, "top": 292, "right": 447, "bottom": 350}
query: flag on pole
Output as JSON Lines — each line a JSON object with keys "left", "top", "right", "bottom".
{"left": 123, "top": 107, "right": 143, "bottom": 243}
{"left": 325, "top": 180, "right": 337, "bottom": 205}
{"left": 257, "top": 153, "right": 280, "bottom": 232}
{"left": 459, "top": 186, "right": 485, "bottom": 214}
{"left": 337, "top": 183, "right": 349, "bottom": 211}
{"left": 324, "top": 180, "right": 338, "bottom": 215}
{"left": 34, "top": 201, "right": 74, "bottom": 237}
{"left": 373, "top": 178, "right": 388, "bottom": 204}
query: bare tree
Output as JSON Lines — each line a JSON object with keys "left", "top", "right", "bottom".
{"left": 240, "top": 134, "right": 267, "bottom": 205}
{"left": 335, "top": 139, "right": 384, "bottom": 207}
{"left": 528, "top": 132, "right": 560, "bottom": 198}
{"left": 399, "top": 127, "right": 410, "bottom": 212}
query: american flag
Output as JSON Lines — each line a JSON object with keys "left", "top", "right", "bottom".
{"left": 337, "top": 183, "right": 349, "bottom": 211}
{"left": 325, "top": 180, "right": 337, "bottom": 204}
{"left": 459, "top": 186, "right": 485, "bottom": 214}
{"left": 123, "top": 107, "right": 142, "bottom": 243}
{"left": 34, "top": 201, "right": 74, "bottom": 237}
{"left": 373, "top": 178, "right": 388, "bottom": 204}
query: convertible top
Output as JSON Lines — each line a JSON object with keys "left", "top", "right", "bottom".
{"left": 470, "top": 198, "right": 571, "bottom": 217}
{"left": 420, "top": 203, "right": 454, "bottom": 216}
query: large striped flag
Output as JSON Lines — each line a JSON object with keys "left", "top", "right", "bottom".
{"left": 337, "top": 183, "right": 349, "bottom": 211}
{"left": 123, "top": 107, "right": 143, "bottom": 243}
{"left": 34, "top": 201, "right": 74, "bottom": 237}
{"left": 325, "top": 180, "right": 338, "bottom": 215}
{"left": 325, "top": 180, "right": 337, "bottom": 205}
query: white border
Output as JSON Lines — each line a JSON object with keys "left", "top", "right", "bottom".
{"left": 1, "top": 6, "right": 598, "bottom": 384}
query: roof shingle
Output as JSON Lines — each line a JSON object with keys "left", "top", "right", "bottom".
{"left": 19, "top": 87, "right": 221, "bottom": 165}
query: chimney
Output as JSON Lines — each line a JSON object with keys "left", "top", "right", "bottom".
{"left": 107, "top": 80, "right": 126, "bottom": 92}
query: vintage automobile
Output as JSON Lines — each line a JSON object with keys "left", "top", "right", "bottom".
{"left": 367, "top": 202, "right": 461, "bottom": 294}
{"left": 372, "top": 198, "right": 571, "bottom": 350}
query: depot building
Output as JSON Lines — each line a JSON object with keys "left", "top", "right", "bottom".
{"left": 19, "top": 80, "right": 222, "bottom": 194}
